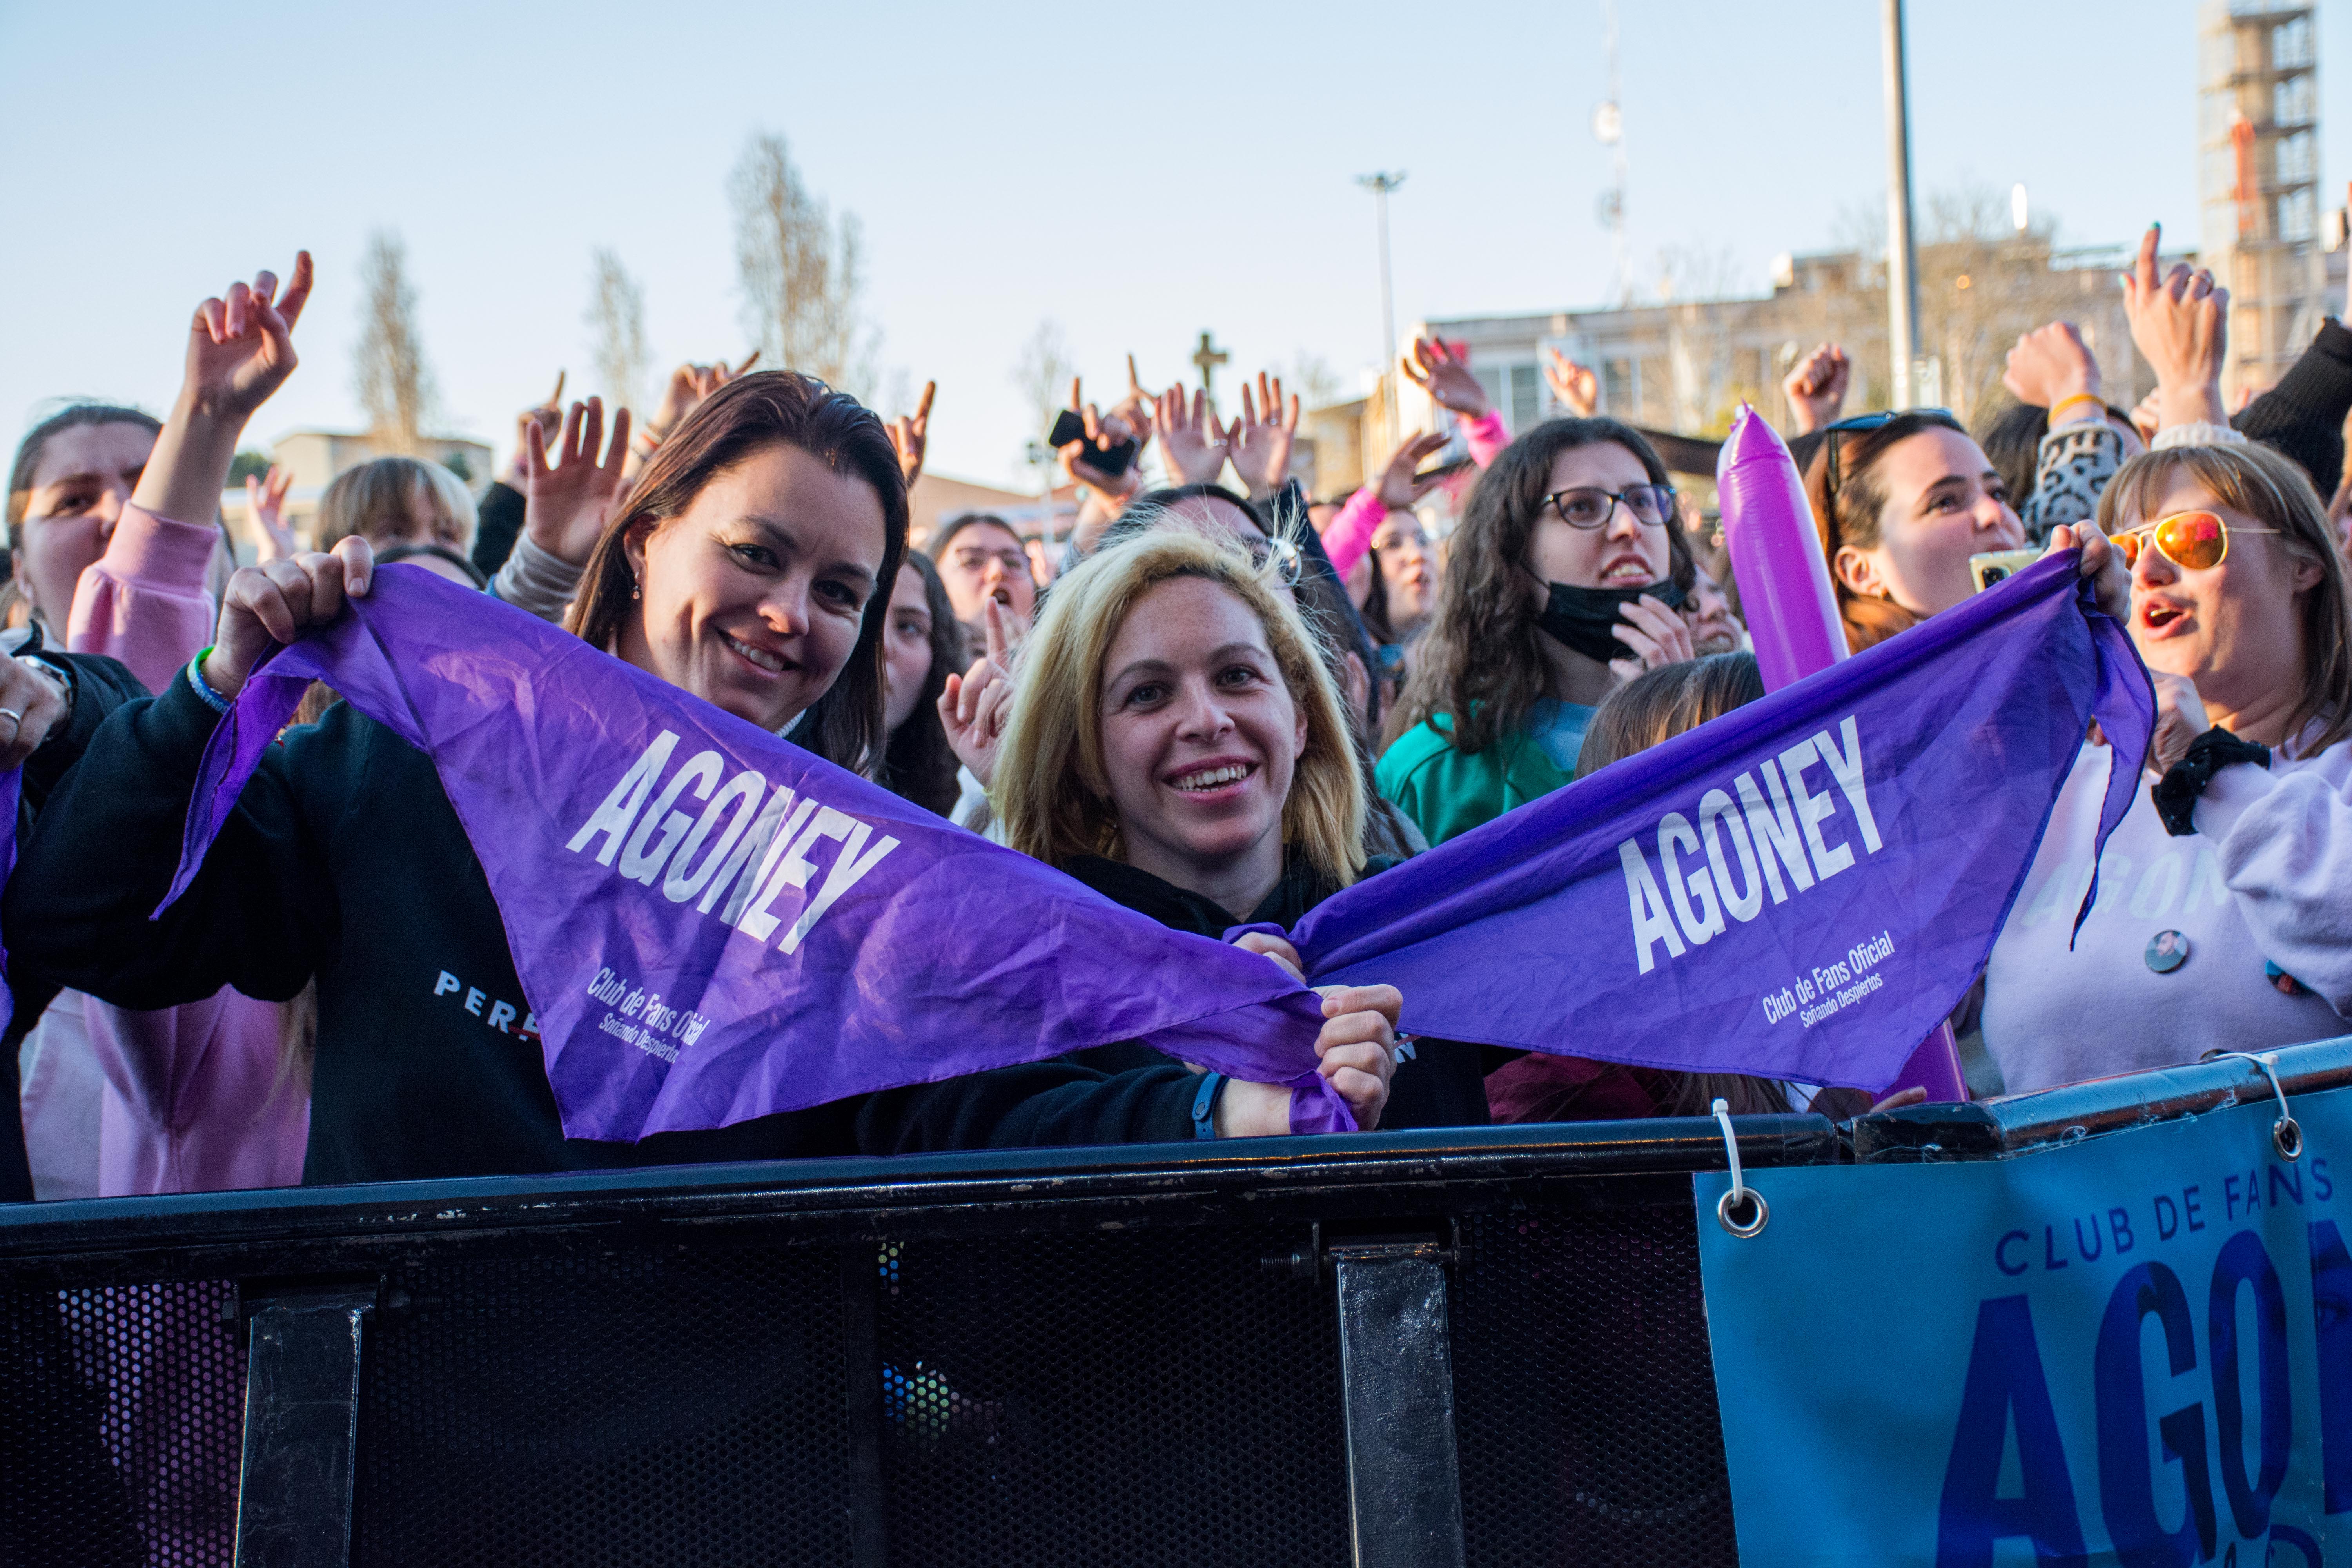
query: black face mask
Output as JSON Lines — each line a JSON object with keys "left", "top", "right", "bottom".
{"left": 1537, "top": 577, "right": 1690, "bottom": 665}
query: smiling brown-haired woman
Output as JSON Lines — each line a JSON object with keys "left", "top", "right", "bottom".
{"left": 13, "top": 363, "right": 1353, "bottom": 1182}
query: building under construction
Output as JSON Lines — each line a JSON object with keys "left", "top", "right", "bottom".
{"left": 2199, "top": 0, "right": 2327, "bottom": 402}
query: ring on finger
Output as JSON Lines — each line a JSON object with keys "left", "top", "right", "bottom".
{"left": 0, "top": 708, "right": 24, "bottom": 730}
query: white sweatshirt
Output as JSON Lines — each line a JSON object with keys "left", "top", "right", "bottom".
{"left": 1982, "top": 724, "right": 2352, "bottom": 1094}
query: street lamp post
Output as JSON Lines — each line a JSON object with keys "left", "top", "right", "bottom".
{"left": 1882, "top": 0, "right": 1922, "bottom": 410}
{"left": 1357, "top": 170, "right": 1406, "bottom": 452}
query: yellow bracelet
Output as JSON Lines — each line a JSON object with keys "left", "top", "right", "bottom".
{"left": 2048, "top": 392, "right": 2105, "bottom": 425}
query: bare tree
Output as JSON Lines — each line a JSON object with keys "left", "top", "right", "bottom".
{"left": 586, "top": 247, "right": 648, "bottom": 417}
{"left": 730, "top": 131, "right": 870, "bottom": 393}
{"left": 1011, "top": 319, "right": 1075, "bottom": 443}
{"left": 1281, "top": 351, "right": 1345, "bottom": 410}
{"left": 355, "top": 230, "right": 436, "bottom": 454}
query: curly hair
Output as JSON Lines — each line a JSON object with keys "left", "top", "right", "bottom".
{"left": 1383, "top": 417, "right": 1693, "bottom": 755}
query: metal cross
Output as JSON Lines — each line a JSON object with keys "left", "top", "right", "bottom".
{"left": 1192, "top": 331, "right": 1230, "bottom": 395}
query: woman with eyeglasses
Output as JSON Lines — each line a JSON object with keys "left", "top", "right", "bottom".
{"left": 1802, "top": 409, "right": 2029, "bottom": 653}
{"left": 1376, "top": 417, "right": 1697, "bottom": 848}
{"left": 1980, "top": 440, "right": 2352, "bottom": 1093}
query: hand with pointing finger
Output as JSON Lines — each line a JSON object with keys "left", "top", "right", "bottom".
{"left": 247, "top": 466, "right": 297, "bottom": 562}
{"left": 2123, "top": 224, "right": 2229, "bottom": 430}
{"left": 1543, "top": 347, "right": 1599, "bottom": 419}
{"left": 889, "top": 381, "right": 936, "bottom": 490}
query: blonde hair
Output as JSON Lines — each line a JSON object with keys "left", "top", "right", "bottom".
{"left": 994, "top": 528, "right": 1366, "bottom": 886}
{"left": 2098, "top": 441, "right": 2352, "bottom": 755}
{"left": 315, "top": 456, "right": 477, "bottom": 553}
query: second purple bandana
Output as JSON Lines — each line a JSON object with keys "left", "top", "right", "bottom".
{"left": 1273, "top": 552, "right": 2154, "bottom": 1090}
{"left": 159, "top": 552, "right": 2146, "bottom": 1136}
{"left": 158, "top": 566, "right": 1342, "bottom": 1142}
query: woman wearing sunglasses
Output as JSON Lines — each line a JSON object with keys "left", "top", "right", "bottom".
{"left": 1803, "top": 408, "right": 2029, "bottom": 653}
{"left": 1377, "top": 417, "right": 1697, "bottom": 847}
{"left": 1980, "top": 440, "right": 2352, "bottom": 1093}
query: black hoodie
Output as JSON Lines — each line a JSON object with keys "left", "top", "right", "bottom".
{"left": 1057, "top": 851, "right": 1510, "bottom": 1129}
{"left": 5, "top": 668, "right": 1209, "bottom": 1186}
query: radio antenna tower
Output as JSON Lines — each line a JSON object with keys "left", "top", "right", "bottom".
{"left": 1594, "top": 0, "right": 1631, "bottom": 305}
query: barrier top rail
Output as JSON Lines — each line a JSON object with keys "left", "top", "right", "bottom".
{"left": 0, "top": 1111, "right": 1840, "bottom": 1287}
{"left": 1851, "top": 1034, "right": 2352, "bottom": 1161}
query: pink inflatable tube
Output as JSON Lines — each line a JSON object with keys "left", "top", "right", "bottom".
{"left": 1715, "top": 407, "right": 1968, "bottom": 1103}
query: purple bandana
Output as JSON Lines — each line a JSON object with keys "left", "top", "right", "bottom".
{"left": 159, "top": 567, "right": 1345, "bottom": 1141}
{"left": 1264, "top": 552, "right": 2153, "bottom": 1092}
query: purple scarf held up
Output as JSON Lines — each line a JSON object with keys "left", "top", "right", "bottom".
{"left": 1256, "top": 552, "right": 2154, "bottom": 1094}
{"left": 158, "top": 566, "right": 1346, "bottom": 1142}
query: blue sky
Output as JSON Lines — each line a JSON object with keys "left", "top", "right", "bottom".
{"left": 2, "top": 0, "right": 2345, "bottom": 488}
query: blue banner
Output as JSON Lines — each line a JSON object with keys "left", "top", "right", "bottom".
{"left": 1698, "top": 1083, "right": 2352, "bottom": 1566}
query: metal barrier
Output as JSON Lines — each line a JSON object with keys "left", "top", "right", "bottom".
{"left": 5, "top": 1038, "right": 2348, "bottom": 1567}
{"left": 0, "top": 1114, "right": 1836, "bottom": 1568}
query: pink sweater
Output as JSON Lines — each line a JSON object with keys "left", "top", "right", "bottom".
{"left": 1320, "top": 409, "right": 1510, "bottom": 580}
{"left": 66, "top": 504, "right": 309, "bottom": 1194}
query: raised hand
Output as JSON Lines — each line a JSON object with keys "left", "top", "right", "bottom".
{"left": 1401, "top": 336, "right": 1488, "bottom": 420}
{"left": 1780, "top": 343, "right": 1850, "bottom": 435}
{"left": 1059, "top": 378, "right": 1146, "bottom": 501}
{"left": 1543, "top": 347, "right": 1599, "bottom": 418}
{"left": 889, "top": 380, "right": 936, "bottom": 490}
{"left": 524, "top": 398, "right": 633, "bottom": 566}
{"left": 1228, "top": 373, "right": 1300, "bottom": 501}
{"left": 1154, "top": 385, "right": 1231, "bottom": 486}
{"left": 202, "top": 536, "right": 374, "bottom": 701}
{"left": 135, "top": 253, "right": 316, "bottom": 527}
{"left": 246, "top": 466, "right": 297, "bottom": 563}
{"left": 643, "top": 353, "right": 759, "bottom": 451}
{"left": 1606, "top": 595, "right": 1696, "bottom": 688}
{"left": 2002, "top": 323, "right": 2101, "bottom": 414}
{"left": 1375, "top": 432, "right": 1451, "bottom": 512}
{"left": 937, "top": 598, "right": 1024, "bottom": 787}
{"left": 507, "top": 372, "right": 567, "bottom": 488}
{"left": 183, "top": 253, "right": 315, "bottom": 424}
{"left": 2123, "top": 224, "right": 2229, "bottom": 430}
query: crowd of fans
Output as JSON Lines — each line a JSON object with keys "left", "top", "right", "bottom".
{"left": 4, "top": 221, "right": 2352, "bottom": 1202}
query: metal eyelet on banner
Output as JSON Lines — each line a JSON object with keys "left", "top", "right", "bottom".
{"left": 1712, "top": 1097, "right": 1770, "bottom": 1237}
{"left": 2200, "top": 1048, "right": 2302, "bottom": 1161}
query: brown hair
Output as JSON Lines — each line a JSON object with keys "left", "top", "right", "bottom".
{"left": 566, "top": 372, "right": 908, "bottom": 776}
{"left": 6, "top": 404, "right": 162, "bottom": 540}
{"left": 2098, "top": 441, "right": 2352, "bottom": 755}
{"left": 315, "top": 456, "right": 477, "bottom": 553}
{"left": 1802, "top": 410, "right": 1969, "bottom": 653}
{"left": 879, "top": 549, "right": 965, "bottom": 817}
{"left": 1575, "top": 650, "right": 1789, "bottom": 1116}
{"left": 1385, "top": 417, "right": 1694, "bottom": 755}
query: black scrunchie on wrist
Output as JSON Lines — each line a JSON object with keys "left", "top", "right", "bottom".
{"left": 2150, "top": 726, "right": 2272, "bottom": 837}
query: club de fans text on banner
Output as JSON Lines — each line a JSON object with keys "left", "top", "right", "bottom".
{"left": 1698, "top": 1080, "right": 2352, "bottom": 1565}
{"left": 1274, "top": 552, "right": 2154, "bottom": 1094}
{"left": 156, "top": 565, "right": 1343, "bottom": 1142}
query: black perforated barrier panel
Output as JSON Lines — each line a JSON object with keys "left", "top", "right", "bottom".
{"left": 0, "top": 1122, "right": 1834, "bottom": 1568}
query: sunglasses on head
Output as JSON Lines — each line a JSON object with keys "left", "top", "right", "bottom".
{"left": 2112, "top": 510, "right": 2278, "bottom": 572}
{"left": 1821, "top": 408, "right": 1955, "bottom": 514}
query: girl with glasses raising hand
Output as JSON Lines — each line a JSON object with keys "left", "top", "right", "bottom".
{"left": 1377, "top": 418, "right": 1700, "bottom": 847}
